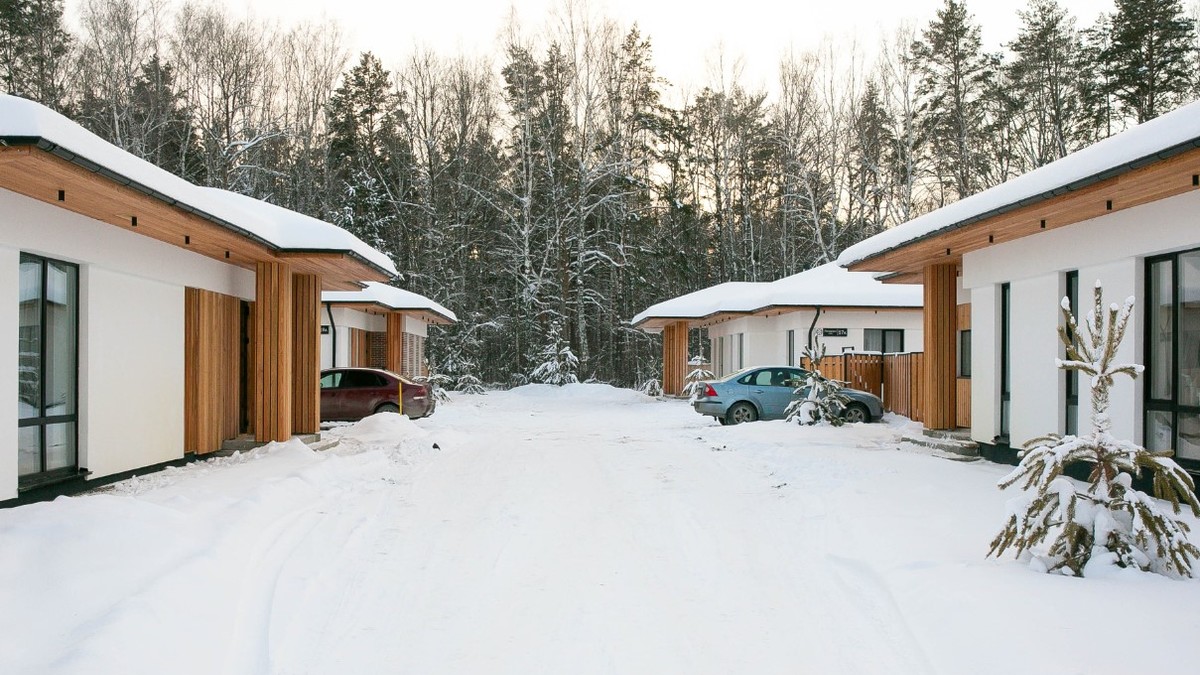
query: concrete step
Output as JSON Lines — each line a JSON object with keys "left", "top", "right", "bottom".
{"left": 901, "top": 431, "right": 980, "bottom": 460}
{"left": 218, "top": 433, "right": 322, "bottom": 455}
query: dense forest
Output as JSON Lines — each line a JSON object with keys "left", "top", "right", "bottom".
{"left": 3, "top": 0, "right": 1199, "bottom": 388}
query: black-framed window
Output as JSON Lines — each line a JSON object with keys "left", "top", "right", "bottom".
{"left": 786, "top": 329, "right": 795, "bottom": 366}
{"left": 1064, "top": 271, "right": 1079, "bottom": 435}
{"left": 1145, "top": 249, "right": 1200, "bottom": 465}
{"left": 864, "top": 328, "right": 904, "bottom": 353}
{"left": 18, "top": 253, "right": 80, "bottom": 486}
{"left": 1000, "top": 283, "right": 1011, "bottom": 441}
{"left": 959, "top": 330, "right": 972, "bottom": 378}
{"left": 735, "top": 333, "right": 745, "bottom": 371}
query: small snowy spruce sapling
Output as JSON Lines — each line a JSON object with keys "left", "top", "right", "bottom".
{"left": 529, "top": 321, "right": 580, "bottom": 386}
{"left": 989, "top": 281, "right": 1200, "bottom": 578}
{"left": 683, "top": 355, "right": 715, "bottom": 403}
{"left": 638, "top": 378, "right": 663, "bottom": 397}
{"left": 785, "top": 339, "right": 849, "bottom": 426}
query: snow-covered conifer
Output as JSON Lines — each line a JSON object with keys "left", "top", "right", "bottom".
{"left": 989, "top": 281, "right": 1200, "bottom": 577}
{"left": 530, "top": 321, "right": 579, "bottom": 386}
{"left": 683, "top": 355, "right": 715, "bottom": 403}
{"left": 785, "top": 339, "right": 849, "bottom": 426}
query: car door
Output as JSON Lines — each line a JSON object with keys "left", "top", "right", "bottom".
{"left": 319, "top": 370, "right": 344, "bottom": 420}
{"left": 756, "top": 368, "right": 800, "bottom": 419}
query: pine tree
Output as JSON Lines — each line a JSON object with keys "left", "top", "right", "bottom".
{"left": 1007, "top": 0, "right": 1087, "bottom": 167}
{"left": 786, "top": 340, "right": 850, "bottom": 426}
{"left": 0, "top": 0, "right": 71, "bottom": 108}
{"left": 911, "top": 0, "right": 995, "bottom": 201}
{"left": 989, "top": 281, "right": 1200, "bottom": 578}
{"left": 530, "top": 321, "right": 579, "bottom": 386}
{"left": 1100, "top": 0, "right": 1197, "bottom": 123}
{"left": 683, "top": 355, "right": 715, "bottom": 403}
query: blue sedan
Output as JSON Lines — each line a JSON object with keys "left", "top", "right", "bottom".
{"left": 692, "top": 366, "right": 884, "bottom": 425}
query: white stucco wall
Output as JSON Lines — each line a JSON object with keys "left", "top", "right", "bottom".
{"left": 1, "top": 189, "right": 256, "bottom": 498}
{"left": 705, "top": 308, "right": 924, "bottom": 377}
{"left": 80, "top": 267, "right": 185, "bottom": 478}
{"left": 320, "top": 306, "right": 387, "bottom": 369}
{"left": 962, "top": 189, "right": 1200, "bottom": 448}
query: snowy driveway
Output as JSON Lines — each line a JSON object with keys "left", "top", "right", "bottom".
{"left": 2, "top": 384, "right": 1198, "bottom": 674}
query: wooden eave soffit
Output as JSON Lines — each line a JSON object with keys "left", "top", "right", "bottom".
{"left": 0, "top": 146, "right": 389, "bottom": 291}
{"left": 848, "top": 146, "right": 1200, "bottom": 281}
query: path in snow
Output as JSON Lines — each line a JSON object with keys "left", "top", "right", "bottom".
{"left": 266, "top": 387, "right": 933, "bottom": 675}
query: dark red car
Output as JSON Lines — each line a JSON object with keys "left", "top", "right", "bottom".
{"left": 319, "top": 367, "right": 435, "bottom": 421}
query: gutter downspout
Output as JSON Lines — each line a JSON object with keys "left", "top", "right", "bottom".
{"left": 807, "top": 306, "right": 823, "bottom": 350}
{"left": 325, "top": 302, "right": 337, "bottom": 368}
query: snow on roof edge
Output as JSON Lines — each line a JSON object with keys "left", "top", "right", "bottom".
{"left": 0, "top": 95, "right": 397, "bottom": 278}
{"left": 837, "top": 98, "right": 1200, "bottom": 268}
{"left": 323, "top": 282, "right": 458, "bottom": 323}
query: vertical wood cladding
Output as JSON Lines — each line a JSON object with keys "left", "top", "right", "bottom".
{"left": 662, "top": 321, "right": 688, "bottom": 396}
{"left": 956, "top": 303, "right": 972, "bottom": 429}
{"left": 923, "top": 264, "right": 959, "bottom": 430}
{"left": 184, "top": 288, "right": 241, "bottom": 454}
{"left": 386, "top": 314, "right": 405, "bottom": 375}
{"left": 291, "top": 273, "right": 321, "bottom": 435}
{"left": 255, "top": 261, "right": 293, "bottom": 442}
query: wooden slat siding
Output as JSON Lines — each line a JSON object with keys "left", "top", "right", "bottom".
{"left": 923, "top": 264, "right": 958, "bottom": 430}
{"left": 184, "top": 288, "right": 241, "bottom": 454}
{"left": 255, "top": 261, "right": 293, "bottom": 442}
{"left": 880, "top": 352, "right": 926, "bottom": 422}
{"left": 291, "top": 273, "right": 321, "bottom": 435}
{"left": 347, "top": 327, "right": 370, "bottom": 367}
{"left": 662, "top": 321, "right": 688, "bottom": 396}
{"left": 956, "top": 303, "right": 972, "bottom": 428}
{"left": 0, "top": 148, "right": 389, "bottom": 287}
{"left": 847, "top": 146, "right": 1200, "bottom": 278}
{"left": 246, "top": 301, "right": 256, "bottom": 436}
{"left": 386, "top": 314, "right": 405, "bottom": 374}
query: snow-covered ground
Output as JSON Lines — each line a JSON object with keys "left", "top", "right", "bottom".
{"left": 2, "top": 384, "right": 1198, "bottom": 674}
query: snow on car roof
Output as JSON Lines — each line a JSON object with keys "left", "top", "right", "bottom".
{"left": 631, "top": 262, "right": 922, "bottom": 326}
{"left": 0, "top": 94, "right": 397, "bottom": 277}
{"left": 323, "top": 282, "right": 457, "bottom": 323}
{"left": 837, "top": 97, "right": 1200, "bottom": 268}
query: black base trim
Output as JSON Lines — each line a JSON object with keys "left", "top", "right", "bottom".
{"left": 2, "top": 455, "right": 205, "bottom": 509}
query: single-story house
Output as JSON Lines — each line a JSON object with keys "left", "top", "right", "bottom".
{"left": 1, "top": 94, "right": 398, "bottom": 500}
{"left": 320, "top": 282, "right": 457, "bottom": 378}
{"left": 632, "top": 263, "right": 924, "bottom": 394}
{"left": 837, "top": 98, "right": 1200, "bottom": 471}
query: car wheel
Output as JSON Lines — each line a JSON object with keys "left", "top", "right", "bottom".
{"left": 375, "top": 402, "right": 400, "bottom": 414}
{"left": 717, "top": 416, "right": 730, "bottom": 426}
{"left": 726, "top": 402, "right": 758, "bottom": 425}
{"left": 842, "top": 402, "right": 870, "bottom": 424}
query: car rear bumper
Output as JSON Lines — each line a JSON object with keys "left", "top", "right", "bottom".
{"left": 692, "top": 400, "right": 726, "bottom": 417}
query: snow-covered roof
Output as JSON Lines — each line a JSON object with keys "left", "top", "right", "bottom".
{"left": 323, "top": 282, "right": 457, "bottom": 324}
{"left": 631, "top": 262, "right": 922, "bottom": 327}
{"left": 0, "top": 94, "right": 397, "bottom": 278}
{"left": 837, "top": 98, "right": 1200, "bottom": 268}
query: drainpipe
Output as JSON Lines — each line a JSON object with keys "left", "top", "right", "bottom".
{"left": 807, "top": 306, "right": 823, "bottom": 350}
{"left": 324, "top": 302, "right": 337, "bottom": 368}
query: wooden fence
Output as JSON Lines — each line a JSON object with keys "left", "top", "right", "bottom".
{"left": 803, "top": 352, "right": 926, "bottom": 423}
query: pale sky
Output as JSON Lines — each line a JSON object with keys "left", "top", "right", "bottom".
{"left": 80, "top": 0, "right": 1118, "bottom": 93}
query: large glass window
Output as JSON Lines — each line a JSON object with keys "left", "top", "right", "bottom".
{"left": 786, "top": 329, "right": 795, "bottom": 366}
{"left": 1064, "top": 271, "right": 1079, "bottom": 435}
{"left": 1146, "top": 250, "right": 1200, "bottom": 464}
{"left": 864, "top": 329, "right": 904, "bottom": 353}
{"left": 1000, "top": 283, "right": 1011, "bottom": 441}
{"left": 18, "top": 254, "right": 79, "bottom": 485}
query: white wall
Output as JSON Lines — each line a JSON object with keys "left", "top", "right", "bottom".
{"left": 706, "top": 308, "right": 924, "bottom": 376}
{"left": 319, "top": 306, "right": 386, "bottom": 369}
{"left": 0, "top": 189, "right": 257, "bottom": 498}
{"left": 962, "top": 189, "right": 1198, "bottom": 448}
{"left": 80, "top": 267, "right": 185, "bottom": 478}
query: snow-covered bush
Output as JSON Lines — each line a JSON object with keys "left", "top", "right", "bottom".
{"left": 989, "top": 281, "right": 1200, "bottom": 578}
{"left": 413, "top": 372, "right": 452, "bottom": 404}
{"left": 529, "top": 321, "right": 579, "bottom": 386}
{"left": 785, "top": 339, "right": 849, "bottom": 426}
{"left": 638, "top": 378, "right": 663, "bottom": 397}
{"left": 455, "top": 373, "right": 486, "bottom": 395}
{"left": 683, "top": 356, "right": 714, "bottom": 403}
